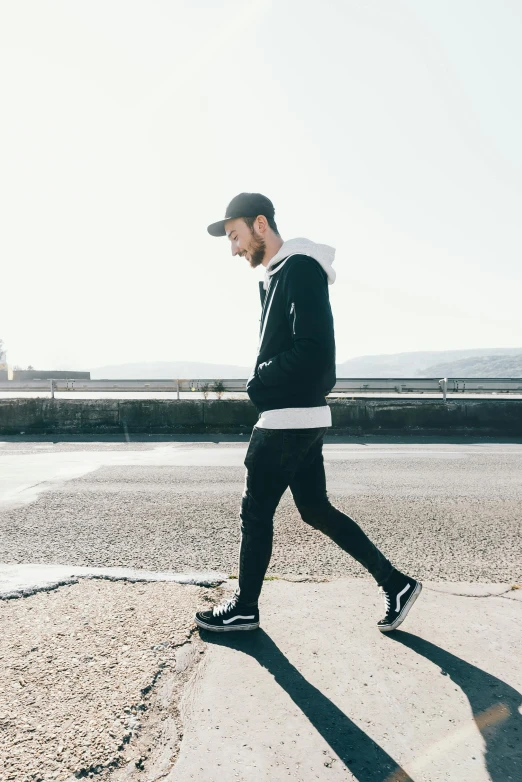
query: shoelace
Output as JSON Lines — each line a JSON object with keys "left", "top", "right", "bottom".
{"left": 379, "top": 586, "right": 391, "bottom": 614}
{"left": 213, "top": 596, "right": 239, "bottom": 618}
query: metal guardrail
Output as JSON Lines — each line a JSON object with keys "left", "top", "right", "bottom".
{"left": 1, "top": 378, "right": 522, "bottom": 401}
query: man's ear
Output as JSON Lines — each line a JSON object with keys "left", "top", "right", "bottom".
{"left": 256, "top": 215, "right": 268, "bottom": 234}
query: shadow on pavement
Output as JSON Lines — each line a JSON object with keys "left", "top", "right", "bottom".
{"left": 202, "top": 628, "right": 414, "bottom": 782}
{"left": 386, "top": 631, "right": 522, "bottom": 782}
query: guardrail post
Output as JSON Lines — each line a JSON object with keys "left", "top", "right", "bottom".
{"left": 439, "top": 377, "right": 448, "bottom": 402}
{"left": 50, "top": 379, "right": 55, "bottom": 399}
{"left": 176, "top": 379, "right": 180, "bottom": 401}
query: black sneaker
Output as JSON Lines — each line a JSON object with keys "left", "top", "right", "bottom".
{"left": 377, "top": 571, "right": 422, "bottom": 632}
{"left": 195, "top": 593, "right": 260, "bottom": 633}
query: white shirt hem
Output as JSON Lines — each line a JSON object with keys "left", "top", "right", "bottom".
{"left": 255, "top": 406, "right": 332, "bottom": 429}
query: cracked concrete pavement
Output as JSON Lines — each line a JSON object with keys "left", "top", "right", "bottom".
{"left": 3, "top": 575, "right": 521, "bottom": 782}
{"left": 174, "top": 579, "right": 522, "bottom": 782}
{"left": 0, "top": 564, "right": 227, "bottom": 601}
{"left": 1, "top": 437, "right": 521, "bottom": 781}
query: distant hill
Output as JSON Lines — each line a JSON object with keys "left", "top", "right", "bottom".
{"left": 336, "top": 348, "right": 522, "bottom": 378}
{"left": 91, "top": 348, "right": 522, "bottom": 380}
{"left": 418, "top": 354, "right": 522, "bottom": 378}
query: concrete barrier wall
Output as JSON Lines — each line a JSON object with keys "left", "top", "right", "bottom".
{"left": 0, "top": 398, "right": 521, "bottom": 436}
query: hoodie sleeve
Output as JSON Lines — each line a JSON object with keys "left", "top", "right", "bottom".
{"left": 255, "top": 256, "right": 335, "bottom": 387}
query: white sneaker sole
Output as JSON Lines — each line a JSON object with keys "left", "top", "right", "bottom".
{"left": 378, "top": 581, "right": 422, "bottom": 632}
{"left": 194, "top": 616, "right": 260, "bottom": 633}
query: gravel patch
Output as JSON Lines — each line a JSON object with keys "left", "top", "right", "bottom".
{"left": 0, "top": 580, "right": 212, "bottom": 781}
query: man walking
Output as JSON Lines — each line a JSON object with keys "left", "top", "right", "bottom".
{"left": 195, "top": 193, "right": 421, "bottom": 633}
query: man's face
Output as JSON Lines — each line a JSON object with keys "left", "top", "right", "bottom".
{"left": 225, "top": 217, "right": 266, "bottom": 269}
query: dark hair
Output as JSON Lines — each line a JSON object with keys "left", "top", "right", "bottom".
{"left": 243, "top": 214, "right": 280, "bottom": 236}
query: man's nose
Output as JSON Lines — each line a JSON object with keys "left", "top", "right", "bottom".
{"left": 231, "top": 244, "right": 240, "bottom": 257}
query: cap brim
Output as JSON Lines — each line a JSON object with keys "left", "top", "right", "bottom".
{"left": 207, "top": 219, "right": 227, "bottom": 237}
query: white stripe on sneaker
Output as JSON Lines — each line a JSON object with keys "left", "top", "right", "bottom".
{"left": 223, "top": 614, "right": 255, "bottom": 624}
{"left": 395, "top": 584, "right": 411, "bottom": 612}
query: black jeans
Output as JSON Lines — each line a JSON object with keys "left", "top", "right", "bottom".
{"left": 238, "top": 426, "right": 393, "bottom": 604}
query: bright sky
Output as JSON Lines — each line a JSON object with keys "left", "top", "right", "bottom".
{"left": 1, "top": 0, "right": 521, "bottom": 371}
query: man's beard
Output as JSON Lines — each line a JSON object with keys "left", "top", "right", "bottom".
{"left": 247, "top": 233, "right": 266, "bottom": 268}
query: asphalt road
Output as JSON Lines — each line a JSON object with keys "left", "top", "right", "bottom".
{"left": 1, "top": 438, "right": 521, "bottom": 583}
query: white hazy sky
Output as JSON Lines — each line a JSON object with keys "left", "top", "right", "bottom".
{"left": 1, "top": 0, "right": 521, "bottom": 371}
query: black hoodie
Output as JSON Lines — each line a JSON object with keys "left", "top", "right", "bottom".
{"left": 246, "top": 250, "right": 336, "bottom": 415}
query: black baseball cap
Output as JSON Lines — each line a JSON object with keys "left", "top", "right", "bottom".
{"left": 207, "top": 192, "right": 275, "bottom": 237}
